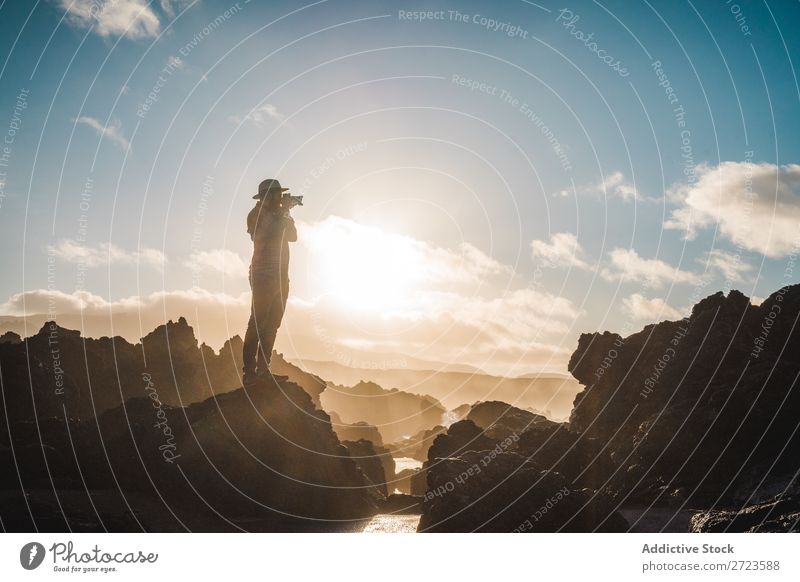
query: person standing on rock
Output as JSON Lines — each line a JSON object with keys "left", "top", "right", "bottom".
{"left": 242, "top": 178, "right": 297, "bottom": 385}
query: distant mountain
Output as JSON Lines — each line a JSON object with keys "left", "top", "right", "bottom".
{"left": 291, "top": 355, "right": 485, "bottom": 375}
{"left": 514, "top": 371, "right": 572, "bottom": 380}
{"left": 295, "top": 359, "right": 580, "bottom": 421}
{"left": 321, "top": 381, "right": 446, "bottom": 443}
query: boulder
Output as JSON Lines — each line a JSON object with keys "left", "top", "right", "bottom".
{"left": 467, "top": 400, "right": 549, "bottom": 438}
{"left": 418, "top": 420, "right": 628, "bottom": 532}
{"left": 419, "top": 449, "right": 627, "bottom": 532}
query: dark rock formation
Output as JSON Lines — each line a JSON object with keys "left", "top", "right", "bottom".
{"left": 419, "top": 449, "right": 627, "bottom": 532}
{"left": 409, "top": 468, "right": 428, "bottom": 497}
{"left": 690, "top": 494, "right": 800, "bottom": 532}
{"left": 341, "top": 439, "right": 395, "bottom": 499}
{"left": 0, "top": 319, "right": 245, "bottom": 422}
{"left": 1, "top": 376, "right": 377, "bottom": 531}
{"left": 427, "top": 420, "right": 498, "bottom": 458}
{"left": 0, "top": 320, "right": 328, "bottom": 424}
{"left": 0, "top": 330, "right": 21, "bottom": 344}
{"left": 417, "top": 417, "right": 627, "bottom": 532}
{"left": 568, "top": 286, "right": 800, "bottom": 505}
{"left": 467, "top": 400, "right": 549, "bottom": 438}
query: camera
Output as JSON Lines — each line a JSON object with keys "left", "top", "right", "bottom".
{"left": 282, "top": 193, "right": 303, "bottom": 209}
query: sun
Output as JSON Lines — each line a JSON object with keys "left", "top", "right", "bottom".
{"left": 302, "top": 217, "right": 423, "bottom": 313}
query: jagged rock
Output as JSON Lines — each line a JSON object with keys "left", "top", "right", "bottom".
{"left": 427, "top": 420, "right": 498, "bottom": 459}
{"left": 419, "top": 449, "right": 627, "bottom": 532}
{"left": 568, "top": 287, "right": 800, "bottom": 505}
{"left": 418, "top": 418, "right": 628, "bottom": 532}
{"left": 0, "top": 319, "right": 245, "bottom": 421}
{"left": 342, "top": 439, "right": 395, "bottom": 498}
{"left": 410, "top": 468, "right": 427, "bottom": 497}
{"left": 690, "top": 494, "right": 800, "bottom": 532}
{"left": 0, "top": 321, "right": 328, "bottom": 425}
{"left": 0, "top": 331, "right": 21, "bottom": 344}
{"left": 1, "top": 377, "right": 377, "bottom": 531}
{"left": 467, "top": 400, "right": 549, "bottom": 439}
{"left": 514, "top": 421, "right": 616, "bottom": 490}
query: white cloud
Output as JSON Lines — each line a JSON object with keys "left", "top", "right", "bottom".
{"left": 665, "top": 161, "right": 800, "bottom": 258}
{"left": 600, "top": 248, "right": 701, "bottom": 288}
{"left": 73, "top": 116, "right": 130, "bottom": 150}
{"left": 229, "top": 103, "right": 288, "bottom": 127}
{"left": 59, "top": 0, "right": 161, "bottom": 39}
{"left": 599, "top": 171, "right": 640, "bottom": 201}
{"left": 531, "top": 232, "right": 591, "bottom": 270}
{"left": 48, "top": 240, "right": 166, "bottom": 269}
{"left": 698, "top": 249, "right": 753, "bottom": 283}
{"left": 184, "top": 249, "right": 248, "bottom": 278}
{"left": 160, "top": 0, "right": 195, "bottom": 19}
{"left": 622, "top": 293, "right": 685, "bottom": 321}
{"left": 557, "top": 170, "right": 644, "bottom": 201}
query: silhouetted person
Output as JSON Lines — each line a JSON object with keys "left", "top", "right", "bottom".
{"left": 242, "top": 179, "right": 297, "bottom": 385}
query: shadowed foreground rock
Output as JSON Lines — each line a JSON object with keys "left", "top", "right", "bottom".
{"left": 418, "top": 420, "right": 627, "bottom": 532}
{"left": 1, "top": 377, "right": 376, "bottom": 531}
{"left": 690, "top": 494, "right": 800, "bottom": 532}
{"left": 568, "top": 286, "right": 800, "bottom": 506}
{"left": 341, "top": 438, "right": 395, "bottom": 499}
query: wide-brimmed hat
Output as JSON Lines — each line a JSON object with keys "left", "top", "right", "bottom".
{"left": 253, "top": 178, "right": 290, "bottom": 199}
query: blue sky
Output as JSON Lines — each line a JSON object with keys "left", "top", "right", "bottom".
{"left": 1, "top": 0, "right": 799, "bottom": 374}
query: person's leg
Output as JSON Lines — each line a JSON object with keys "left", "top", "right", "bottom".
{"left": 242, "top": 278, "right": 258, "bottom": 375}
{"left": 244, "top": 311, "right": 260, "bottom": 366}
{"left": 255, "top": 287, "right": 283, "bottom": 371}
{"left": 247, "top": 273, "right": 274, "bottom": 379}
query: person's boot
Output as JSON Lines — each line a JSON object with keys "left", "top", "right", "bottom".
{"left": 242, "top": 369, "right": 258, "bottom": 386}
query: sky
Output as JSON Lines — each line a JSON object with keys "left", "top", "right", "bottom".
{"left": 0, "top": 0, "right": 798, "bottom": 375}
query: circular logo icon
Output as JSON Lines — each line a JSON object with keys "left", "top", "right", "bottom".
{"left": 20, "top": 542, "right": 46, "bottom": 570}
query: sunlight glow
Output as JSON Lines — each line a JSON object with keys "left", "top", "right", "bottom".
{"left": 301, "top": 217, "right": 424, "bottom": 313}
